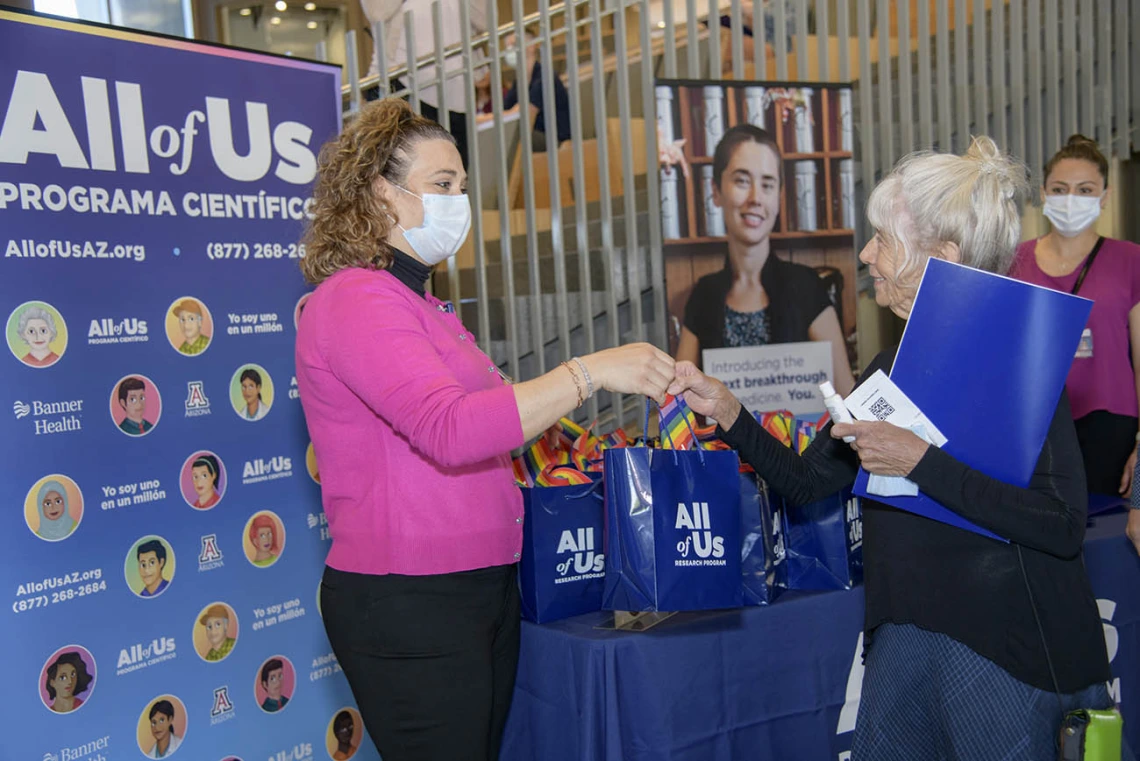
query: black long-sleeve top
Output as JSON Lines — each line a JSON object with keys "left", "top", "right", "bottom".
{"left": 720, "top": 349, "right": 1112, "bottom": 693}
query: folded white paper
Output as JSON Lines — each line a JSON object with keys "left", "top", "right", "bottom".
{"left": 844, "top": 371, "right": 947, "bottom": 498}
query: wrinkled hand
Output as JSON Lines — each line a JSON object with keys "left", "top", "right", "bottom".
{"left": 1119, "top": 448, "right": 1137, "bottom": 496}
{"left": 666, "top": 361, "right": 742, "bottom": 429}
{"left": 584, "top": 343, "right": 675, "bottom": 405}
{"left": 831, "top": 421, "right": 930, "bottom": 477}
{"left": 1127, "top": 510, "right": 1140, "bottom": 557}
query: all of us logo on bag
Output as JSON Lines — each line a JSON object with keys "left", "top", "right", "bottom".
{"left": 674, "top": 501, "right": 727, "bottom": 566}
{"left": 555, "top": 527, "right": 604, "bottom": 583}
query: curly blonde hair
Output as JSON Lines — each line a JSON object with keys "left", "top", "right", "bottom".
{"left": 301, "top": 98, "right": 455, "bottom": 285}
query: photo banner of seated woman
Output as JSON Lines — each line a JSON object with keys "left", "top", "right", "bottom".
{"left": 657, "top": 80, "right": 858, "bottom": 417}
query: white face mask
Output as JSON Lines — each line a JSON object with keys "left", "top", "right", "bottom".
{"left": 1043, "top": 193, "right": 1102, "bottom": 237}
{"left": 503, "top": 48, "right": 519, "bottom": 69}
{"left": 395, "top": 186, "right": 471, "bottom": 265}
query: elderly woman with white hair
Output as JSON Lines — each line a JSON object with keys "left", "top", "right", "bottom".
{"left": 16, "top": 304, "right": 60, "bottom": 367}
{"left": 669, "top": 137, "right": 1120, "bottom": 758}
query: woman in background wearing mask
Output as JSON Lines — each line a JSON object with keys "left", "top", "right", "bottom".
{"left": 296, "top": 98, "right": 674, "bottom": 761}
{"left": 1011, "top": 136, "right": 1140, "bottom": 541}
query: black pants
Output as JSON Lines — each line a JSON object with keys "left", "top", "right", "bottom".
{"left": 1074, "top": 410, "right": 1138, "bottom": 495}
{"left": 321, "top": 564, "right": 520, "bottom": 761}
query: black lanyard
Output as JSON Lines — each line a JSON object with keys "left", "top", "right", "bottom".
{"left": 1070, "top": 236, "right": 1105, "bottom": 295}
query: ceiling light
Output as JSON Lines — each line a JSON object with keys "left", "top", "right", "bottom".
{"left": 305, "top": 2, "right": 316, "bottom": 9}
{"left": 306, "top": 20, "right": 317, "bottom": 29}
{"left": 239, "top": 7, "right": 251, "bottom": 15}
{"left": 270, "top": 15, "right": 281, "bottom": 24}
{"left": 275, "top": 0, "right": 287, "bottom": 11}
{"left": 657, "top": 20, "right": 665, "bottom": 28}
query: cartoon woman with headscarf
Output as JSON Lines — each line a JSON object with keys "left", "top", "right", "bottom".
{"left": 35, "top": 479, "right": 77, "bottom": 541}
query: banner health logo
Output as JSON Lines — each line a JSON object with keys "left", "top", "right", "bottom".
{"left": 674, "top": 502, "right": 727, "bottom": 566}
{"left": 211, "top": 685, "right": 236, "bottom": 725}
{"left": 14, "top": 397, "right": 83, "bottom": 435}
{"left": 116, "top": 636, "right": 176, "bottom": 675}
{"left": 199, "top": 533, "right": 224, "bottom": 572}
{"left": 242, "top": 455, "right": 293, "bottom": 485}
{"left": 269, "top": 743, "right": 314, "bottom": 761}
{"left": 185, "top": 381, "right": 211, "bottom": 418}
{"left": 555, "top": 527, "right": 604, "bottom": 583}
{"left": 87, "top": 316, "right": 148, "bottom": 346}
{"left": 46, "top": 734, "right": 110, "bottom": 761}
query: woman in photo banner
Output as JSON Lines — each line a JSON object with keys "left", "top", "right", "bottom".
{"left": 190, "top": 454, "right": 222, "bottom": 509}
{"left": 296, "top": 97, "right": 672, "bottom": 761}
{"left": 676, "top": 124, "right": 855, "bottom": 395}
{"left": 1010, "top": 136, "right": 1140, "bottom": 515}
{"left": 669, "top": 137, "right": 1123, "bottom": 759}
{"left": 35, "top": 479, "right": 76, "bottom": 541}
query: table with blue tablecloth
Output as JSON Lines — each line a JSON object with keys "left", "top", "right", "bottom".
{"left": 501, "top": 512, "right": 1140, "bottom": 761}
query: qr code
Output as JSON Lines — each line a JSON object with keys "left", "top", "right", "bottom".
{"left": 869, "top": 397, "right": 895, "bottom": 420}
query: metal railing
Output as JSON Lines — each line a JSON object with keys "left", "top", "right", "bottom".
{"left": 330, "top": 0, "right": 1138, "bottom": 428}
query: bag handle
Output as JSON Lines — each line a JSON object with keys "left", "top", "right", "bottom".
{"left": 643, "top": 397, "right": 705, "bottom": 466}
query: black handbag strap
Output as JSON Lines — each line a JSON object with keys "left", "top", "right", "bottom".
{"left": 1069, "top": 236, "right": 1106, "bottom": 295}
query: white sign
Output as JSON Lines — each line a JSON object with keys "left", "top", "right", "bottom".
{"left": 702, "top": 341, "right": 833, "bottom": 415}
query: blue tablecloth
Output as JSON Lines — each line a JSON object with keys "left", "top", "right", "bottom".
{"left": 501, "top": 512, "right": 1140, "bottom": 761}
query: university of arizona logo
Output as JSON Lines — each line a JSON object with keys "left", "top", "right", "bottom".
{"left": 185, "top": 381, "right": 210, "bottom": 417}
{"left": 198, "top": 534, "right": 223, "bottom": 572}
{"left": 210, "top": 686, "right": 236, "bottom": 725}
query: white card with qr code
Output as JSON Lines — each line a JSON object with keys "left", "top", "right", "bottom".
{"left": 845, "top": 369, "right": 948, "bottom": 447}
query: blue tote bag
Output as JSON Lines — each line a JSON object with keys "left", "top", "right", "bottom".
{"left": 519, "top": 475, "right": 606, "bottom": 623}
{"left": 775, "top": 487, "right": 864, "bottom": 591}
{"left": 740, "top": 473, "right": 784, "bottom": 605}
{"left": 602, "top": 401, "right": 743, "bottom": 612}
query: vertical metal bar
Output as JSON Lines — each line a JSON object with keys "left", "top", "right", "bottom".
{"left": 538, "top": 0, "right": 570, "bottom": 364}
{"left": 916, "top": 0, "right": 933, "bottom": 149}
{"left": 1010, "top": 0, "right": 1026, "bottom": 163}
{"left": 1044, "top": 0, "right": 1060, "bottom": 156}
{"left": 708, "top": 0, "right": 722, "bottom": 79}
{"left": 1061, "top": 0, "right": 1077, "bottom": 138}
{"left": 1132, "top": 0, "right": 1140, "bottom": 150}
{"left": 1031, "top": 0, "right": 1046, "bottom": 183}
{"left": 816, "top": 0, "right": 829, "bottom": 83}
{"left": 752, "top": 0, "right": 766, "bottom": 77}
{"left": 954, "top": 0, "right": 969, "bottom": 150}
{"left": 857, "top": 0, "right": 875, "bottom": 195}
{"left": 640, "top": 0, "right": 667, "bottom": 351}
{"left": 589, "top": 0, "right": 623, "bottom": 426}
{"left": 973, "top": 0, "right": 988, "bottom": 137}
{"left": 730, "top": 0, "right": 745, "bottom": 80}
{"left": 1080, "top": 0, "right": 1095, "bottom": 140}
{"left": 686, "top": 0, "right": 700, "bottom": 78}
{"left": 897, "top": 0, "right": 914, "bottom": 154}
{"left": 774, "top": 0, "right": 789, "bottom": 80}
{"left": 511, "top": 0, "right": 545, "bottom": 375}
{"left": 1096, "top": 0, "right": 1111, "bottom": 148}
{"left": 936, "top": 0, "right": 951, "bottom": 150}
{"left": 876, "top": 0, "right": 893, "bottom": 175}
{"left": 404, "top": 10, "right": 420, "bottom": 113}
{"left": 564, "top": 0, "right": 598, "bottom": 421}
{"left": 346, "top": 30, "right": 361, "bottom": 116}
{"left": 432, "top": 0, "right": 450, "bottom": 132}
{"left": 663, "top": 0, "right": 678, "bottom": 78}
{"left": 795, "top": 0, "right": 809, "bottom": 81}
{"left": 372, "top": 20, "right": 390, "bottom": 97}
{"left": 459, "top": 0, "right": 490, "bottom": 350}
{"left": 613, "top": 1, "right": 644, "bottom": 343}
{"left": 1115, "top": 0, "right": 1131, "bottom": 157}
{"left": 837, "top": 0, "right": 850, "bottom": 82}
{"left": 315, "top": 40, "right": 328, "bottom": 63}
{"left": 486, "top": 0, "right": 520, "bottom": 380}
{"left": 991, "top": 0, "right": 1007, "bottom": 151}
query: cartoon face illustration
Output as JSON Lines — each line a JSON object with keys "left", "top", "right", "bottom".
{"left": 12, "top": 303, "right": 64, "bottom": 367}
{"left": 176, "top": 304, "right": 202, "bottom": 342}
{"left": 43, "top": 651, "right": 94, "bottom": 713}
{"left": 264, "top": 666, "right": 284, "bottom": 700}
{"left": 42, "top": 489, "right": 65, "bottom": 521}
{"left": 22, "top": 316, "right": 53, "bottom": 355}
{"left": 190, "top": 456, "right": 220, "bottom": 507}
{"left": 121, "top": 384, "right": 146, "bottom": 423}
{"left": 139, "top": 551, "right": 164, "bottom": 589}
{"left": 241, "top": 374, "right": 261, "bottom": 406}
{"left": 33, "top": 478, "right": 77, "bottom": 541}
{"left": 204, "top": 615, "right": 227, "bottom": 648}
{"left": 256, "top": 526, "right": 274, "bottom": 553}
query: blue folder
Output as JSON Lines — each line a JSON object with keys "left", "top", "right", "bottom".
{"left": 853, "top": 258, "right": 1093, "bottom": 540}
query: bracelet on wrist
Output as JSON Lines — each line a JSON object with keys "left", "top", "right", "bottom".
{"left": 571, "top": 356, "right": 595, "bottom": 399}
{"left": 560, "top": 360, "right": 585, "bottom": 409}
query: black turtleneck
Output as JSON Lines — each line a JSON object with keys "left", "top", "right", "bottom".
{"left": 388, "top": 247, "right": 431, "bottom": 298}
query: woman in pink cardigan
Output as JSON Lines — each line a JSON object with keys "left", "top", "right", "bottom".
{"left": 296, "top": 99, "right": 674, "bottom": 761}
